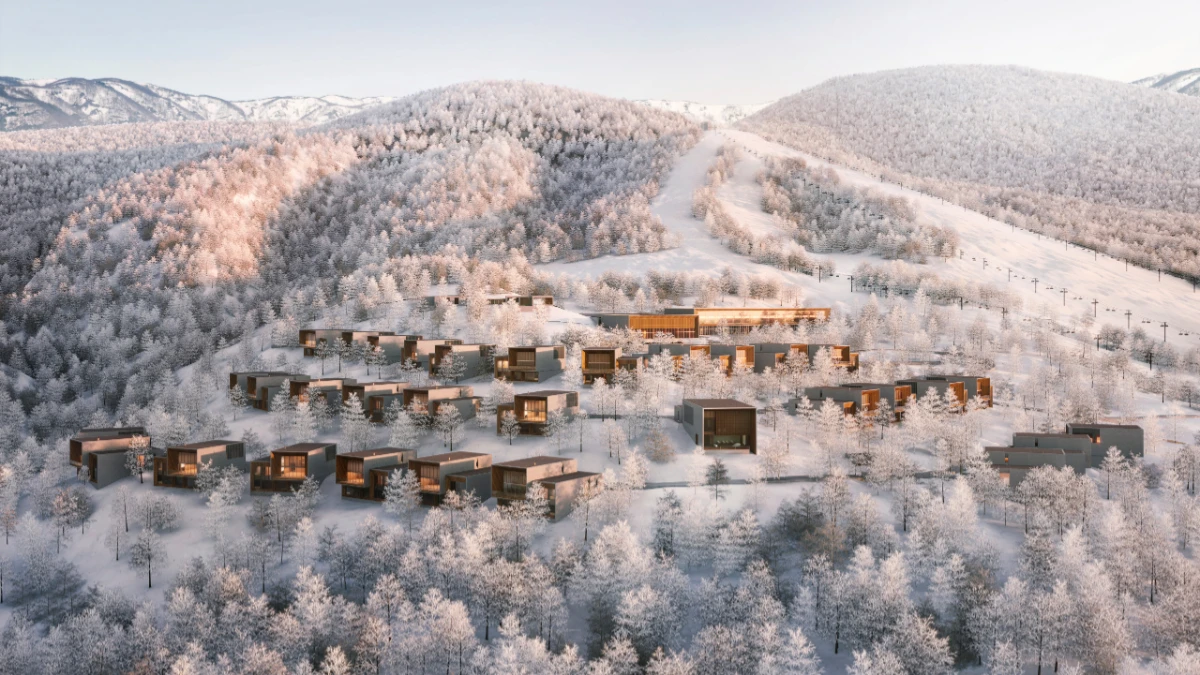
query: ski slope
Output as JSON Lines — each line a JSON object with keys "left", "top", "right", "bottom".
{"left": 537, "top": 131, "right": 871, "bottom": 312}
{"left": 543, "top": 128, "right": 1200, "bottom": 353}
{"left": 721, "top": 129, "right": 1200, "bottom": 351}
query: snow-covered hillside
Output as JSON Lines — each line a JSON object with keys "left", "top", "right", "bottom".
{"left": 635, "top": 99, "right": 771, "bottom": 126}
{"left": 0, "top": 80, "right": 700, "bottom": 429}
{"left": 1133, "top": 67, "right": 1200, "bottom": 96}
{"left": 739, "top": 65, "right": 1200, "bottom": 281}
{"left": 0, "top": 76, "right": 394, "bottom": 130}
{"left": 542, "top": 129, "right": 1200, "bottom": 355}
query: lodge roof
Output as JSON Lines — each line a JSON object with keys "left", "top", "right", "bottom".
{"left": 340, "top": 447, "right": 412, "bottom": 459}
{"left": 494, "top": 456, "right": 572, "bottom": 469}
{"left": 274, "top": 442, "right": 334, "bottom": 454}
{"left": 411, "top": 451, "right": 490, "bottom": 464}
{"left": 538, "top": 471, "right": 602, "bottom": 484}
{"left": 684, "top": 398, "right": 756, "bottom": 409}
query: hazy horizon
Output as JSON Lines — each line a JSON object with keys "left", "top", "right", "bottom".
{"left": 2, "top": 0, "right": 1198, "bottom": 103}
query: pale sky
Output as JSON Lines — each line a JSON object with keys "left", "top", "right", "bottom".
{"left": 2, "top": 0, "right": 1197, "bottom": 103}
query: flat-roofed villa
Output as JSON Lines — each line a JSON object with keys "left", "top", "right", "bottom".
{"left": 154, "top": 440, "right": 246, "bottom": 489}
{"left": 1065, "top": 423, "right": 1144, "bottom": 461}
{"left": 580, "top": 347, "right": 646, "bottom": 384}
{"left": 290, "top": 377, "right": 357, "bottom": 405}
{"left": 897, "top": 377, "right": 968, "bottom": 409}
{"left": 648, "top": 343, "right": 713, "bottom": 369}
{"left": 298, "top": 328, "right": 351, "bottom": 357}
{"left": 428, "top": 396, "right": 483, "bottom": 421}
{"left": 494, "top": 345, "right": 566, "bottom": 382}
{"left": 341, "top": 330, "right": 394, "bottom": 349}
{"left": 335, "top": 447, "right": 417, "bottom": 501}
{"left": 986, "top": 446, "right": 1074, "bottom": 487}
{"left": 229, "top": 371, "right": 298, "bottom": 411}
{"left": 842, "top": 383, "right": 913, "bottom": 419}
{"left": 429, "top": 343, "right": 494, "bottom": 378}
{"left": 69, "top": 427, "right": 151, "bottom": 489}
{"left": 250, "top": 442, "right": 337, "bottom": 493}
{"left": 1012, "top": 432, "right": 1096, "bottom": 468}
{"left": 676, "top": 399, "right": 758, "bottom": 453}
{"left": 408, "top": 451, "right": 493, "bottom": 504}
{"left": 752, "top": 343, "right": 808, "bottom": 372}
{"left": 923, "top": 376, "right": 992, "bottom": 408}
{"left": 402, "top": 385, "right": 475, "bottom": 413}
{"left": 800, "top": 386, "right": 881, "bottom": 416}
{"left": 539, "top": 471, "right": 603, "bottom": 521}
{"left": 497, "top": 390, "right": 580, "bottom": 436}
{"left": 403, "top": 338, "right": 464, "bottom": 368}
{"left": 805, "top": 344, "right": 860, "bottom": 371}
{"left": 366, "top": 334, "right": 423, "bottom": 364}
{"left": 491, "top": 456, "right": 578, "bottom": 505}
{"left": 709, "top": 344, "right": 755, "bottom": 374}
{"left": 342, "top": 381, "right": 409, "bottom": 422}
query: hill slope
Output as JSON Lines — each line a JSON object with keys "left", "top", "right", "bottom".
{"left": 739, "top": 65, "right": 1200, "bottom": 279}
{"left": 1133, "top": 67, "right": 1200, "bottom": 96}
{"left": 0, "top": 76, "right": 393, "bottom": 131}
{"left": 0, "top": 80, "right": 699, "bottom": 421}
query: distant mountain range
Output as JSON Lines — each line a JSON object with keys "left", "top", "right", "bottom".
{"left": 0, "top": 77, "right": 394, "bottom": 131}
{"left": 634, "top": 99, "right": 772, "bottom": 126}
{"left": 1132, "top": 68, "right": 1200, "bottom": 96}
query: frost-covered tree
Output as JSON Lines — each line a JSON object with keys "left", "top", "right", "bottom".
{"left": 123, "top": 435, "right": 153, "bottom": 484}
{"left": 383, "top": 469, "right": 422, "bottom": 532}
{"left": 341, "top": 393, "right": 372, "bottom": 452}
{"left": 435, "top": 405, "right": 465, "bottom": 451}
{"left": 129, "top": 529, "right": 166, "bottom": 588}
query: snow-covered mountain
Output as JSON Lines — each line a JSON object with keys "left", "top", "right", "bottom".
{"left": 739, "top": 65, "right": 1200, "bottom": 281}
{"left": 0, "top": 76, "right": 394, "bottom": 131}
{"left": 1132, "top": 67, "right": 1200, "bottom": 96}
{"left": 634, "top": 99, "right": 772, "bottom": 126}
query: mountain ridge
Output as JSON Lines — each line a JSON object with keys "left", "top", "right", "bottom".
{"left": 1132, "top": 67, "right": 1200, "bottom": 96}
{"left": 0, "top": 76, "right": 394, "bottom": 131}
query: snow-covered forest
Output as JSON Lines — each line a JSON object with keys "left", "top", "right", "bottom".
{"left": 0, "top": 81, "right": 699, "bottom": 425}
{"left": 758, "top": 157, "right": 959, "bottom": 263}
{"left": 739, "top": 65, "right": 1200, "bottom": 281}
{"left": 3, "top": 275, "right": 1200, "bottom": 674}
{"left": 4, "top": 69, "right": 1200, "bottom": 675}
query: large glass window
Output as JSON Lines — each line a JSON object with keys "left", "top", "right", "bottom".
{"left": 521, "top": 399, "right": 547, "bottom": 423}
{"left": 279, "top": 455, "right": 307, "bottom": 479}
{"left": 585, "top": 352, "right": 613, "bottom": 369}
{"left": 503, "top": 470, "right": 527, "bottom": 496}
{"left": 418, "top": 464, "right": 440, "bottom": 491}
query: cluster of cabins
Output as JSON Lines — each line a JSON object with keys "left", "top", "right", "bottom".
{"left": 69, "top": 429, "right": 599, "bottom": 521}
{"left": 671, "top": 376, "right": 992, "bottom": 455}
{"left": 986, "top": 423, "right": 1145, "bottom": 487}
{"left": 66, "top": 307, "right": 1009, "bottom": 521}
{"left": 231, "top": 368, "right": 482, "bottom": 420}
{"left": 579, "top": 342, "right": 860, "bottom": 383}
{"left": 797, "top": 375, "right": 993, "bottom": 419}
